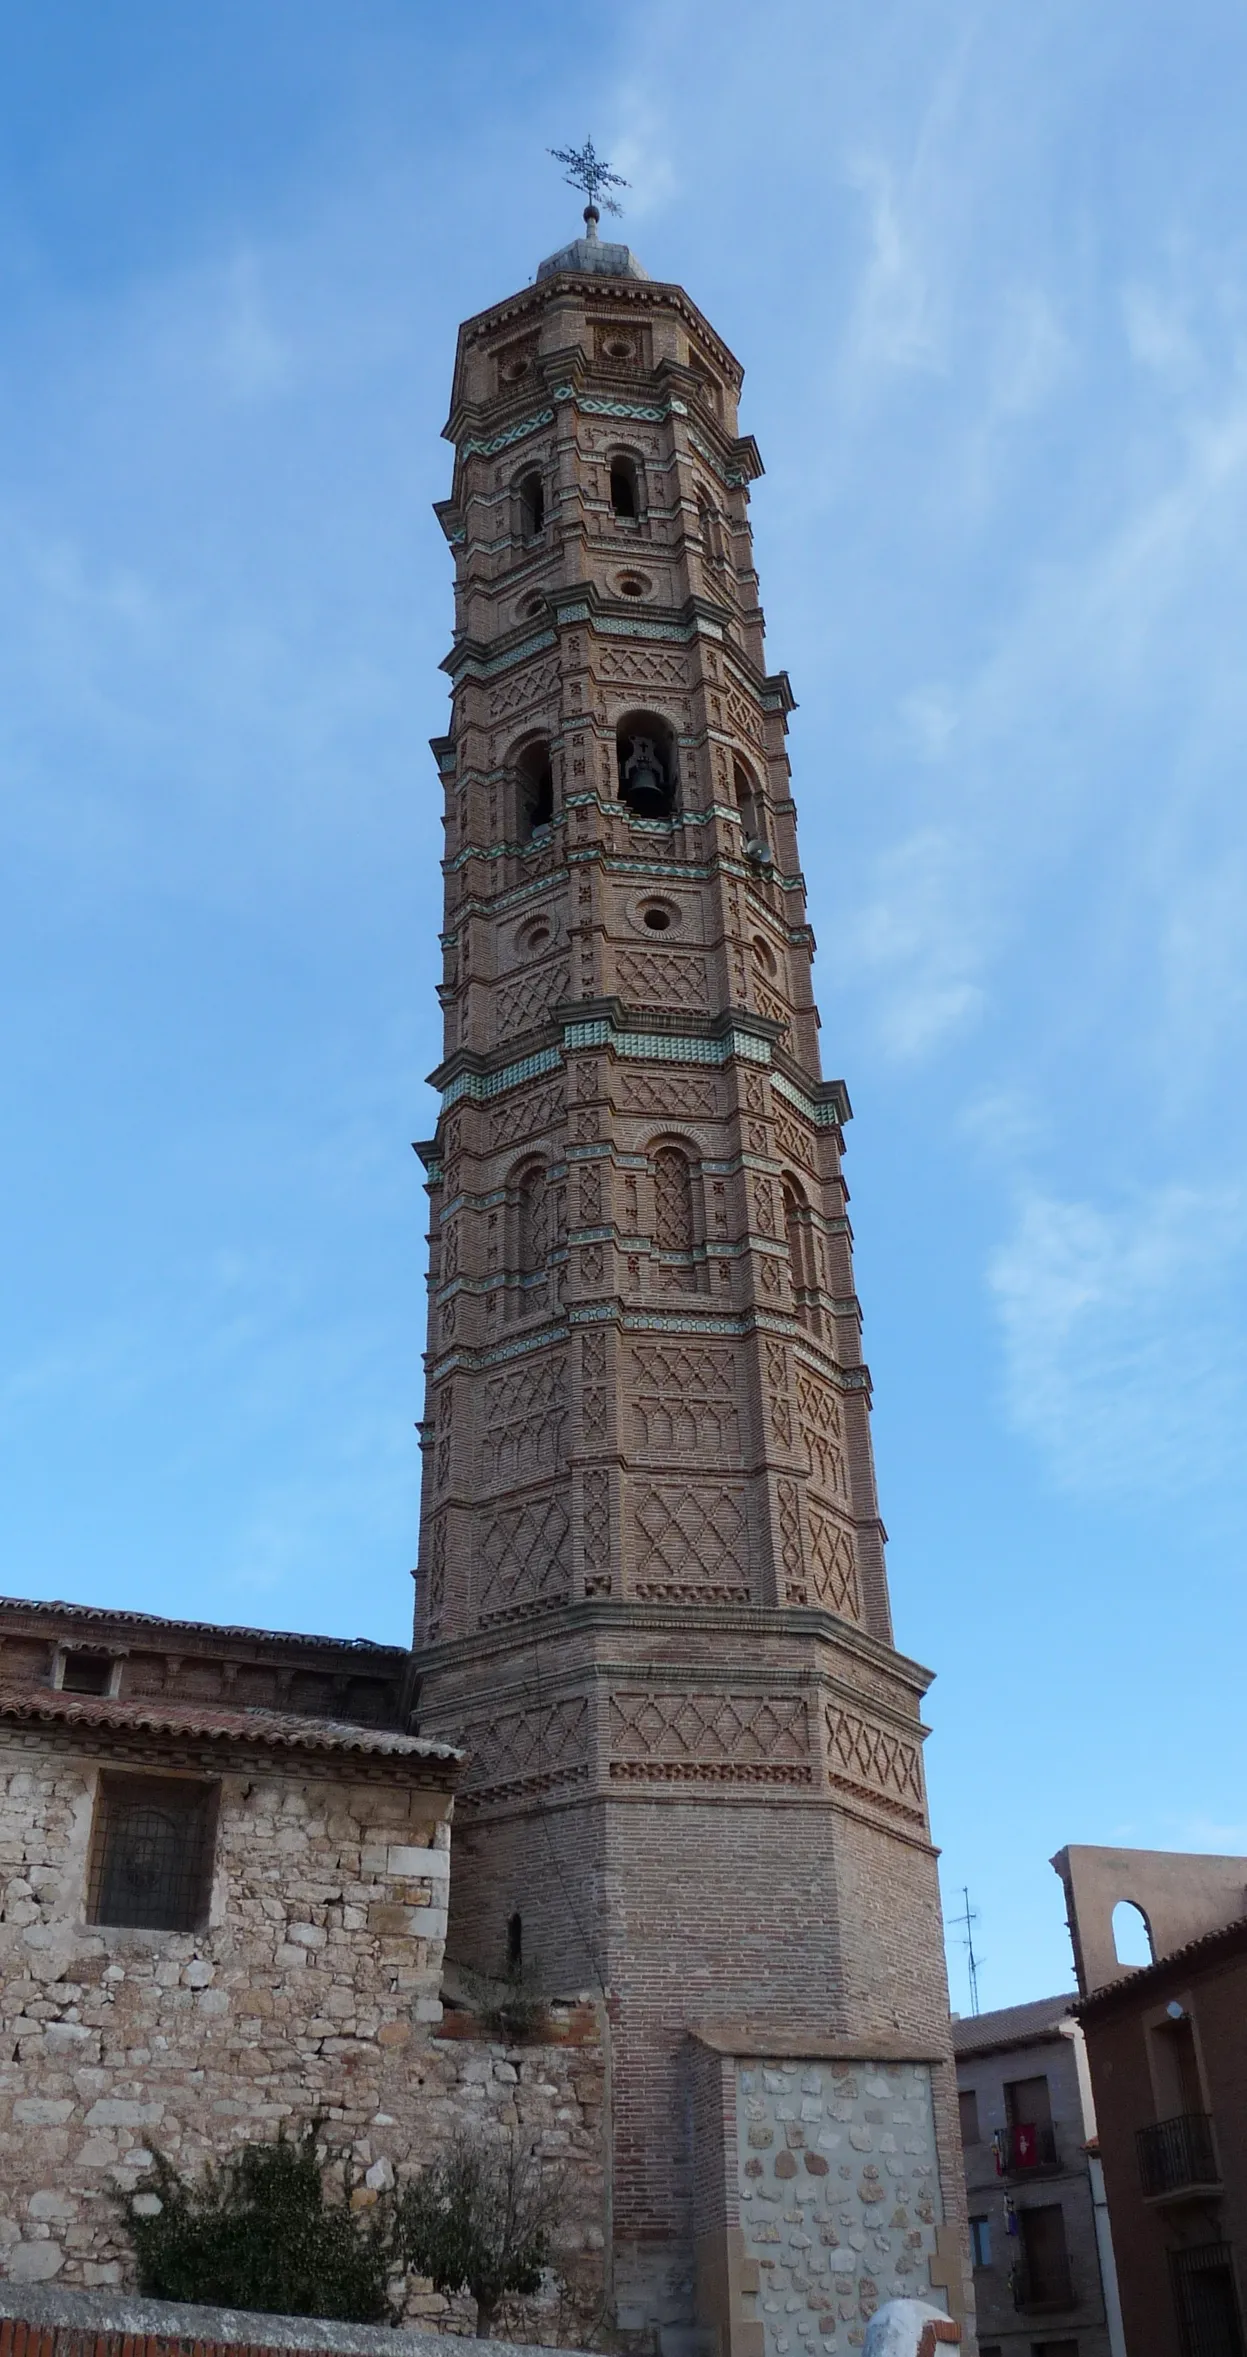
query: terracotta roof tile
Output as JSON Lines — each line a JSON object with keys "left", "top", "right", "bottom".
{"left": 0, "top": 1593, "right": 406, "bottom": 1659}
{"left": 952, "top": 1993, "right": 1078, "bottom": 2057}
{"left": 0, "top": 1682, "right": 461, "bottom": 1767}
{"left": 1074, "top": 1914, "right": 1247, "bottom": 2014}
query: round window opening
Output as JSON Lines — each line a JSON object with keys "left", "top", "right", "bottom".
{"left": 500, "top": 356, "right": 531, "bottom": 385}
{"left": 604, "top": 335, "right": 634, "bottom": 360}
{"left": 521, "top": 921, "right": 553, "bottom": 956}
{"left": 619, "top": 574, "right": 647, "bottom": 598}
{"left": 644, "top": 907, "right": 673, "bottom": 932}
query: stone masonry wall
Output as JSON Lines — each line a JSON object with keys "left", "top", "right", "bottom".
{"left": 0, "top": 1736, "right": 606, "bottom": 2340}
{"left": 735, "top": 2057, "right": 943, "bottom": 2357}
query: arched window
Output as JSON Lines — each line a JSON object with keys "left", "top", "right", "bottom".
{"left": 1112, "top": 1901, "right": 1154, "bottom": 1968}
{"left": 616, "top": 710, "right": 678, "bottom": 819}
{"left": 516, "top": 1162, "right": 550, "bottom": 1277}
{"left": 610, "top": 453, "right": 641, "bottom": 521}
{"left": 734, "top": 758, "right": 767, "bottom": 854}
{"left": 783, "top": 1177, "right": 820, "bottom": 1333}
{"left": 514, "top": 737, "right": 554, "bottom": 840}
{"left": 698, "top": 490, "right": 725, "bottom": 568}
{"left": 516, "top": 468, "right": 545, "bottom": 541}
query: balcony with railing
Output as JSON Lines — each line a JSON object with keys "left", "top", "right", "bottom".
{"left": 1011, "top": 2259, "right": 1076, "bottom": 2313}
{"left": 995, "top": 2121, "right": 1060, "bottom": 2175}
{"left": 1138, "top": 2112, "right": 1221, "bottom": 2200}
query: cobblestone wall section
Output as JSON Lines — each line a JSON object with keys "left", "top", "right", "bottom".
{"left": 735, "top": 2060, "right": 943, "bottom": 2357}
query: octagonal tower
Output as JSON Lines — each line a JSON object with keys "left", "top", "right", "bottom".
{"left": 410, "top": 209, "right": 965, "bottom": 2349}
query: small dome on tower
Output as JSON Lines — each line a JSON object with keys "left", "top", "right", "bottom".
{"left": 537, "top": 205, "right": 648, "bottom": 283}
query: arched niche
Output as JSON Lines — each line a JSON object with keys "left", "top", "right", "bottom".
{"left": 616, "top": 710, "right": 678, "bottom": 819}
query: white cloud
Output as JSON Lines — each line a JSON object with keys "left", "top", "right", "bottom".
{"left": 833, "top": 824, "right": 987, "bottom": 1059}
{"left": 989, "top": 1184, "right": 1247, "bottom": 1498}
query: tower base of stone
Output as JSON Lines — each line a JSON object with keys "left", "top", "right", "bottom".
{"left": 415, "top": 1603, "right": 968, "bottom": 2348}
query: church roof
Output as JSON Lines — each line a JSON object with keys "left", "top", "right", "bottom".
{"left": 0, "top": 1681, "right": 461, "bottom": 1766}
{"left": 0, "top": 1591, "right": 404, "bottom": 1659}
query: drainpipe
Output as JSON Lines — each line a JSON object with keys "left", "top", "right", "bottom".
{"left": 1059, "top": 2020, "right": 1127, "bottom": 2357}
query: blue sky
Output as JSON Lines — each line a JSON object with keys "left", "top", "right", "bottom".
{"left": 2, "top": 0, "right": 1245, "bottom": 2011}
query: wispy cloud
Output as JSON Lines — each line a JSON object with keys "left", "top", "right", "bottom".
{"left": 989, "top": 1184, "right": 1247, "bottom": 1498}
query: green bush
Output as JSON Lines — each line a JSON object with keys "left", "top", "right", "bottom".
{"left": 397, "top": 2130, "right": 562, "bottom": 2337}
{"left": 121, "top": 2121, "right": 396, "bottom": 2323}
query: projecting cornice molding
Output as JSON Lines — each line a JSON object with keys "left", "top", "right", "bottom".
{"left": 424, "top": 1001, "right": 850, "bottom": 1131}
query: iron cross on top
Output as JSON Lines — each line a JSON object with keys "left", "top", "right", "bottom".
{"left": 548, "top": 137, "right": 629, "bottom": 218}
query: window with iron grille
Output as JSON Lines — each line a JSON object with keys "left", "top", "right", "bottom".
{"left": 1170, "top": 2244, "right": 1245, "bottom": 2357}
{"left": 87, "top": 1774, "right": 218, "bottom": 1931}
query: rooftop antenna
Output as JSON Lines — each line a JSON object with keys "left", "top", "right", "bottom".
{"left": 952, "top": 1885, "right": 983, "bottom": 2017}
{"left": 548, "top": 136, "right": 629, "bottom": 242}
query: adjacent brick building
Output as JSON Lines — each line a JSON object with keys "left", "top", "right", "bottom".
{"left": 1053, "top": 1845, "right": 1247, "bottom": 2357}
{"left": 953, "top": 1997, "right": 1123, "bottom": 2357}
{"left": 407, "top": 199, "right": 965, "bottom": 2344}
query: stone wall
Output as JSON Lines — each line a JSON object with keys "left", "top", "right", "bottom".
{"left": 735, "top": 2056, "right": 943, "bottom": 2354}
{"left": 691, "top": 2043, "right": 959, "bottom": 2357}
{"left": 0, "top": 1733, "right": 606, "bottom": 2340}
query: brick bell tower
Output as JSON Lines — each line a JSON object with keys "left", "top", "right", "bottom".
{"left": 411, "top": 194, "right": 963, "bottom": 2345}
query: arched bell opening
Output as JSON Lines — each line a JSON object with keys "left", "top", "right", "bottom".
{"left": 616, "top": 711, "right": 678, "bottom": 819}
{"left": 515, "top": 467, "right": 545, "bottom": 542}
{"left": 609, "top": 451, "right": 643, "bottom": 522}
{"left": 514, "top": 736, "right": 554, "bottom": 841}
{"left": 733, "top": 756, "right": 767, "bottom": 855}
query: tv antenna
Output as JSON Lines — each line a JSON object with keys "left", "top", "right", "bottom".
{"left": 952, "top": 1885, "right": 983, "bottom": 2016}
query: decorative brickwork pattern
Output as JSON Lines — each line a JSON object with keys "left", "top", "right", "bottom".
{"left": 631, "top": 1482, "right": 749, "bottom": 1598}
{"left": 618, "top": 1072, "right": 718, "bottom": 1118}
{"left": 797, "top": 1369, "right": 849, "bottom": 1502}
{"left": 582, "top": 1469, "right": 611, "bottom": 1596}
{"left": 631, "top": 1344, "right": 740, "bottom": 1457}
{"left": 777, "top": 1477, "right": 806, "bottom": 1604}
{"left": 476, "top": 1492, "right": 571, "bottom": 1624}
{"left": 807, "top": 1510, "right": 861, "bottom": 1621}
{"left": 616, "top": 951, "right": 709, "bottom": 1013}
{"left": 609, "top": 1691, "right": 810, "bottom": 1782}
{"left": 825, "top": 1706, "right": 925, "bottom": 1820}
{"left": 488, "top": 1081, "right": 564, "bottom": 1152}
{"left": 458, "top": 1698, "right": 590, "bottom": 1806}
{"left": 496, "top": 960, "right": 568, "bottom": 1042}
{"left": 481, "top": 1359, "right": 567, "bottom": 1489}
{"left": 597, "top": 644, "right": 690, "bottom": 690}
{"left": 487, "top": 657, "right": 560, "bottom": 721}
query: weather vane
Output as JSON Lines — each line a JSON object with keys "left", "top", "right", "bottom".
{"left": 548, "top": 137, "right": 628, "bottom": 220}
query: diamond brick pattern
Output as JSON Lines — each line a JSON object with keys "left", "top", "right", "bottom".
{"left": 826, "top": 1704, "right": 924, "bottom": 1814}
{"left": 497, "top": 958, "right": 568, "bottom": 1041}
{"left": 486, "top": 657, "right": 560, "bottom": 721}
{"left": 610, "top": 1689, "right": 808, "bottom": 1763}
{"left": 807, "top": 1507, "right": 860, "bottom": 1619}
{"left": 616, "top": 950, "right": 709, "bottom": 1011}
{"left": 476, "top": 1491, "right": 570, "bottom": 1622}
{"left": 632, "top": 1482, "right": 748, "bottom": 1589}
{"left": 481, "top": 1359, "right": 567, "bottom": 1489}
{"left": 461, "top": 1696, "right": 589, "bottom": 1801}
